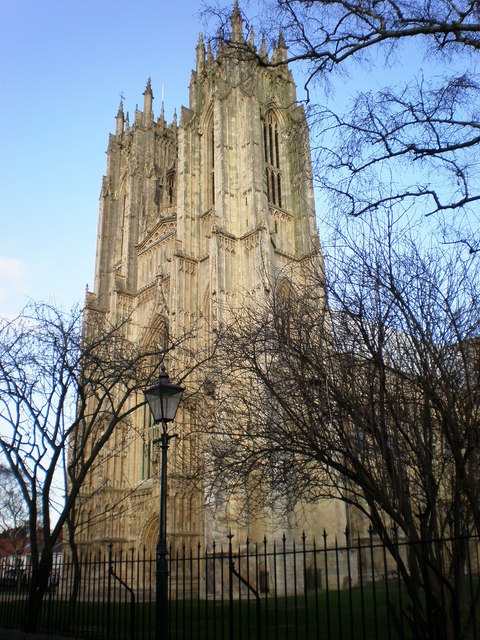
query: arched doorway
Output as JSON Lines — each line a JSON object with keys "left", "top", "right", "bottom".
{"left": 139, "top": 513, "right": 159, "bottom": 559}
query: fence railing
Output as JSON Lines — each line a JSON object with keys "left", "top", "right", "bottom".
{"left": 0, "top": 531, "right": 479, "bottom": 639}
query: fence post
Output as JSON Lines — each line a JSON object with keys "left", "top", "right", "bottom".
{"left": 323, "top": 529, "right": 331, "bottom": 640}
{"left": 282, "top": 533, "right": 288, "bottom": 638}
{"left": 228, "top": 532, "right": 234, "bottom": 640}
{"left": 107, "top": 543, "right": 112, "bottom": 640}
{"left": 263, "top": 535, "right": 269, "bottom": 639}
{"left": 302, "top": 532, "right": 309, "bottom": 640}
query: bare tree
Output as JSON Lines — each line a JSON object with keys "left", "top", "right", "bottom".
{"left": 208, "top": 0, "right": 480, "bottom": 248}
{"left": 0, "top": 302, "right": 196, "bottom": 631}
{"left": 204, "top": 221, "right": 480, "bottom": 639}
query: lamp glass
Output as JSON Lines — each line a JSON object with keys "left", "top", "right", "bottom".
{"left": 144, "top": 380, "right": 184, "bottom": 423}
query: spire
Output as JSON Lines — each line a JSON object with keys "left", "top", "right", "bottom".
{"left": 143, "top": 77, "right": 153, "bottom": 99}
{"left": 273, "top": 30, "right": 287, "bottom": 63}
{"left": 260, "top": 34, "right": 268, "bottom": 62}
{"left": 117, "top": 95, "right": 124, "bottom": 117}
{"left": 161, "top": 82, "right": 165, "bottom": 121}
{"left": 196, "top": 32, "right": 206, "bottom": 74}
{"left": 143, "top": 77, "right": 154, "bottom": 120}
{"left": 115, "top": 95, "right": 125, "bottom": 136}
{"left": 207, "top": 41, "right": 214, "bottom": 62}
{"left": 231, "top": 0, "right": 243, "bottom": 41}
{"left": 248, "top": 27, "right": 255, "bottom": 49}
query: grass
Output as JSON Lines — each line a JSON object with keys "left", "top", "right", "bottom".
{"left": 0, "top": 582, "right": 412, "bottom": 639}
{"left": 167, "top": 585, "right": 408, "bottom": 640}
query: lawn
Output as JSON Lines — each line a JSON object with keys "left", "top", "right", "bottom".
{"left": 0, "top": 581, "right": 412, "bottom": 640}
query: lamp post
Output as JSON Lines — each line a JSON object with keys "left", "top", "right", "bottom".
{"left": 144, "top": 366, "right": 184, "bottom": 640}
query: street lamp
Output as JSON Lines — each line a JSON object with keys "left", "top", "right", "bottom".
{"left": 144, "top": 366, "right": 184, "bottom": 640}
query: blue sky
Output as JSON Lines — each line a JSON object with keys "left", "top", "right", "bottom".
{"left": 0, "top": 0, "right": 221, "bottom": 318}
{"left": 1, "top": 1, "right": 471, "bottom": 318}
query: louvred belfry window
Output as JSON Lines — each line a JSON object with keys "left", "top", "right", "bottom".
{"left": 264, "top": 111, "right": 282, "bottom": 208}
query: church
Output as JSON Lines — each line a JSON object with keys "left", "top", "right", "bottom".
{"left": 77, "top": 3, "right": 348, "bottom": 555}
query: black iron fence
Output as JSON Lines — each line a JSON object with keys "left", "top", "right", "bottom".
{"left": 0, "top": 531, "right": 479, "bottom": 639}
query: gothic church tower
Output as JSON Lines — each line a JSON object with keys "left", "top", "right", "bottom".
{"left": 79, "top": 4, "right": 342, "bottom": 554}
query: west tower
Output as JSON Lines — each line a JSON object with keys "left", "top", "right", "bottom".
{"left": 78, "top": 5, "right": 345, "bottom": 554}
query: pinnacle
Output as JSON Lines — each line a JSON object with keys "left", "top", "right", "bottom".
{"left": 117, "top": 96, "right": 124, "bottom": 116}
{"left": 260, "top": 34, "right": 268, "bottom": 60}
{"left": 231, "top": 0, "right": 243, "bottom": 40}
{"left": 144, "top": 77, "right": 153, "bottom": 95}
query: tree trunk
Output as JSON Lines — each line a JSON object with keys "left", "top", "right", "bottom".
{"left": 23, "top": 549, "right": 53, "bottom": 632}
{"left": 67, "top": 530, "right": 81, "bottom": 632}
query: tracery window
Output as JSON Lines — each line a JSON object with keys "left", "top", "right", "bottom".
{"left": 264, "top": 111, "right": 282, "bottom": 208}
{"left": 141, "top": 403, "right": 154, "bottom": 481}
{"left": 166, "top": 169, "right": 175, "bottom": 207}
{"left": 206, "top": 117, "right": 215, "bottom": 207}
{"left": 141, "top": 319, "right": 169, "bottom": 481}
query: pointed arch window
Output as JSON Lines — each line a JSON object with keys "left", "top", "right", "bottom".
{"left": 166, "top": 169, "right": 176, "bottom": 207}
{"left": 141, "top": 319, "right": 169, "bottom": 481}
{"left": 264, "top": 111, "right": 282, "bottom": 208}
{"left": 274, "top": 279, "right": 295, "bottom": 343}
{"left": 206, "top": 118, "right": 215, "bottom": 207}
{"left": 141, "top": 402, "right": 154, "bottom": 480}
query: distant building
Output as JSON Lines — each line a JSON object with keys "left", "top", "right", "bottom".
{"left": 0, "top": 527, "right": 28, "bottom": 560}
{"left": 0, "top": 528, "right": 62, "bottom": 569}
{"left": 77, "top": 3, "right": 348, "bottom": 555}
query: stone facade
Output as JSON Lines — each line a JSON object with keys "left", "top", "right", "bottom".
{"left": 77, "top": 4, "right": 348, "bottom": 555}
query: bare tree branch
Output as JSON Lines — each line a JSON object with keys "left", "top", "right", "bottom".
{"left": 202, "top": 220, "right": 480, "bottom": 638}
{"left": 0, "top": 301, "right": 202, "bottom": 631}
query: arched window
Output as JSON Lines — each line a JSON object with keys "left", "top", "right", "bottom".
{"left": 202, "top": 285, "right": 215, "bottom": 351}
{"left": 141, "top": 402, "right": 153, "bottom": 480}
{"left": 274, "top": 279, "right": 295, "bottom": 342}
{"left": 264, "top": 111, "right": 282, "bottom": 207}
{"left": 141, "top": 317, "right": 169, "bottom": 480}
{"left": 206, "top": 116, "right": 215, "bottom": 207}
{"left": 166, "top": 169, "right": 175, "bottom": 207}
